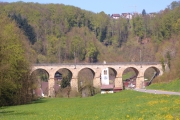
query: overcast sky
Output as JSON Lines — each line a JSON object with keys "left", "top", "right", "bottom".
{"left": 3, "top": 0, "right": 176, "bottom": 14}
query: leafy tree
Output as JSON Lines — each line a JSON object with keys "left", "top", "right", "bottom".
{"left": 142, "top": 9, "right": 146, "bottom": 16}
{"left": 60, "top": 73, "right": 71, "bottom": 88}
{"left": 86, "top": 42, "right": 98, "bottom": 62}
{"left": 0, "top": 13, "right": 34, "bottom": 106}
{"left": 169, "top": 1, "right": 180, "bottom": 10}
{"left": 133, "top": 16, "right": 144, "bottom": 41}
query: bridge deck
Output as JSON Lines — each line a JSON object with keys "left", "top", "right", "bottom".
{"left": 33, "top": 62, "right": 162, "bottom": 66}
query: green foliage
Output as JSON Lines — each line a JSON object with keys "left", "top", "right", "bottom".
{"left": 86, "top": 42, "right": 98, "bottom": 62}
{"left": 0, "top": 13, "right": 34, "bottom": 106}
{"left": 60, "top": 72, "right": 71, "bottom": 88}
{"left": 32, "top": 69, "right": 48, "bottom": 82}
{"left": 0, "top": 2, "right": 128, "bottom": 63}
{"left": 133, "top": 16, "right": 144, "bottom": 40}
{"left": 166, "top": 51, "right": 171, "bottom": 69}
{"left": 168, "top": 1, "right": 180, "bottom": 10}
{"left": 160, "top": 58, "right": 165, "bottom": 72}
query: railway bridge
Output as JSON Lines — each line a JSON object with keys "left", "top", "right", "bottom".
{"left": 32, "top": 62, "right": 167, "bottom": 97}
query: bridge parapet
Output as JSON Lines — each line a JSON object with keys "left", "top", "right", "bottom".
{"left": 33, "top": 62, "right": 163, "bottom": 66}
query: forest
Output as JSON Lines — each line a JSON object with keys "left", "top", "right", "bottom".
{"left": 1, "top": 1, "right": 180, "bottom": 63}
{"left": 0, "top": 1, "right": 180, "bottom": 106}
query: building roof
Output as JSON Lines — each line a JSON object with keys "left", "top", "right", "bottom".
{"left": 111, "top": 14, "right": 120, "bottom": 17}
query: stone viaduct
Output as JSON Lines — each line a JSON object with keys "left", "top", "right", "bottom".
{"left": 32, "top": 62, "right": 167, "bottom": 97}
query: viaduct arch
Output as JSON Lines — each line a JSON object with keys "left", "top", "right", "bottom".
{"left": 32, "top": 62, "right": 167, "bottom": 97}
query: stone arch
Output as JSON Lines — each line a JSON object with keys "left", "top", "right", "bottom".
{"left": 122, "top": 67, "right": 139, "bottom": 78}
{"left": 31, "top": 68, "right": 49, "bottom": 78}
{"left": 122, "top": 67, "right": 139, "bottom": 89}
{"left": 143, "top": 66, "right": 161, "bottom": 86}
{"left": 107, "top": 67, "right": 117, "bottom": 85}
{"left": 78, "top": 68, "right": 95, "bottom": 87}
{"left": 55, "top": 68, "right": 73, "bottom": 78}
{"left": 54, "top": 68, "right": 73, "bottom": 97}
{"left": 78, "top": 68, "right": 95, "bottom": 97}
{"left": 78, "top": 67, "right": 95, "bottom": 75}
{"left": 54, "top": 68, "right": 73, "bottom": 86}
{"left": 30, "top": 68, "right": 49, "bottom": 97}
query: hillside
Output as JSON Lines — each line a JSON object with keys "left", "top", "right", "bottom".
{"left": 0, "top": 2, "right": 124, "bottom": 63}
{"left": 0, "top": 1, "right": 180, "bottom": 75}
{"left": 0, "top": 2, "right": 180, "bottom": 64}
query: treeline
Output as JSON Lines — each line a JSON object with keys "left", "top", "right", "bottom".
{"left": 0, "top": 13, "right": 36, "bottom": 106}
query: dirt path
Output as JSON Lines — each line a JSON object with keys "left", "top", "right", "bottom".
{"left": 134, "top": 88, "right": 180, "bottom": 96}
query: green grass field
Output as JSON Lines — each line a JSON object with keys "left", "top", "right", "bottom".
{"left": 0, "top": 90, "right": 180, "bottom": 120}
{"left": 147, "top": 79, "right": 180, "bottom": 92}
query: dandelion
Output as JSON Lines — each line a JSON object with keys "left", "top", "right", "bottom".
{"left": 174, "top": 99, "right": 180, "bottom": 104}
{"left": 147, "top": 100, "right": 158, "bottom": 106}
{"left": 165, "top": 114, "right": 173, "bottom": 119}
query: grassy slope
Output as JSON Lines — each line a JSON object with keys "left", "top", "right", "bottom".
{"left": 147, "top": 79, "right": 180, "bottom": 92}
{"left": 0, "top": 90, "right": 180, "bottom": 120}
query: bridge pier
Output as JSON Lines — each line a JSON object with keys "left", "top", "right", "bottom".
{"left": 136, "top": 76, "right": 144, "bottom": 89}
{"left": 114, "top": 77, "right": 123, "bottom": 89}
{"left": 48, "top": 78, "right": 55, "bottom": 97}
{"left": 71, "top": 78, "right": 78, "bottom": 92}
{"left": 93, "top": 77, "right": 101, "bottom": 88}
{"left": 93, "top": 69, "right": 101, "bottom": 88}
{"left": 114, "top": 70, "right": 123, "bottom": 89}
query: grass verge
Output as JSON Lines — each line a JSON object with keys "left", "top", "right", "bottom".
{"left": 147, "top": 79, "right": 180, "bottom": 92}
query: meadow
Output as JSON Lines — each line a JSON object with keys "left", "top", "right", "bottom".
{"left": 0, "top": 90, "right": 180, "bottom": 120}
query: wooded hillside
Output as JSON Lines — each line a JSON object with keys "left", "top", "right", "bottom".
{"left": 0, "top": 1, "right": 180, "bottom": 64}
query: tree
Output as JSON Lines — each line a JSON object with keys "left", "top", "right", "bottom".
{"left": 133, "top": 16, "right": 144, "bottom": 41}
{"left": 86, "top": 42, "right": 98, "bottom": 62}
{"left": 160, "top": 58, "right": 165, "bottom": 72}
{"left": 0, "top": 14, "right": 34, "bottom": 106}
{"left": 60, "top": 72, "right": 71, "bottom": 98}
{"left": 60, "top": 73, "right": 71, "bottom": 88}
{"left": 169, "top": 1, "right": 180, "bottom": 10}
{"left": 142, "top": 9, "right": 146, "bottom": 16}
{"left": 166, "top": 51, "right": 171, "bottom": 69}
